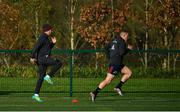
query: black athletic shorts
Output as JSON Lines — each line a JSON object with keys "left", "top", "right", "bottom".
{"left": 108, "top": 64, "right": 125, "bottom": 75}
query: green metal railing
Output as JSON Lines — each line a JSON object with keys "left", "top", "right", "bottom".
{"left": 0, "top": 49, "right": 180, "bottom": 54}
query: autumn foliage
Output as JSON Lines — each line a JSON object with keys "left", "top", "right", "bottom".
{"left": 77, "top": 1, "right": 130, "bottom": 48}
{"left": 0, "top": 2, "right": 20, "bottom": 49}
{"left": 147, "top": 0, "right": 180, "bottom": 30}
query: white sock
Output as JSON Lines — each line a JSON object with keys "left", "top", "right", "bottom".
{"left": 34, "top": 94, "right": 39, "bottom": 97}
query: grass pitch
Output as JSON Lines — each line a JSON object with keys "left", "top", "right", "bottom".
{"left": 0, "top": 78, "right": 180, "bottom": 111}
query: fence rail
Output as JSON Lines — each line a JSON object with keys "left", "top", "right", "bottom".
{"left": 0, "top": 49, "right": 180, "bottom": 53}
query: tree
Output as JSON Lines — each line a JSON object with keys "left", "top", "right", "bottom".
{"left": 77, "top": 1, "right": 130, "bottom": 48}
{"left": 0, "top": 0, "right": 52, "bottom": 49}
{"left": 128, "top": 0, "right": 180, "bottom": 70}
{"left": 0, "top": 1, "right": 20, "bottom": 49}
{"left": 0, "top": 0, "right": 51, "bottom": 67}
{"left": 147, "top": 0, "right": 180, "bottom": 70}
{"left": 76, "top": 0, "right": 131, "bottom": 68}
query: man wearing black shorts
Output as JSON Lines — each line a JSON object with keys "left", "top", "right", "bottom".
{"left": 90, "top": 30, "right": 133, "bottom": 102}
{"left": 30, "top": 24, "right": 62, "bottom": 102}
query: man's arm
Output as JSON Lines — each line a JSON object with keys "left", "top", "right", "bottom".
{"left": 31, "top": 37, "right": 44, "bottom": 58}
{"left": 118, "top": 39, "right": 126, "bottom": 55}
{"left": 104, "top": 42, "right": 111, "bottom": 59}
{"left": 50, "top": 37, "right": 56, "bottom": 49}
{"left": 124, "top": 44, "right": 133, "bottom": 55}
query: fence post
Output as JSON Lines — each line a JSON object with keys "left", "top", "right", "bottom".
{"left": 69, "top": 50, "right": 73, "bottom": 97}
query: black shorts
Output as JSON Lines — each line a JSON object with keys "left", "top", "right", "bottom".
{"left": 108, "top": 64, "right": 125, "bottom": 75}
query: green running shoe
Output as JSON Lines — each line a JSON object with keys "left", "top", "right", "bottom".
{"left": 44, "top": 75, "right": 53, "bottom": 85}
{"left": 32, "top": 95, "right": 43, "bottom": 102}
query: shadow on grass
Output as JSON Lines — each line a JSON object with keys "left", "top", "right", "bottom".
{"left": 0, "top": 91, "right": 11, "bottom": 95}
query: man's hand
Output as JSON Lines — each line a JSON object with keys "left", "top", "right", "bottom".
{"left": 127, "top": 44, "right": 133, "bottom": 50}
{"left": 51, "top": 37, "right": 56, "bottom": 44}
{"left": 30, "top": 58, "right": 37, "bottom": 64}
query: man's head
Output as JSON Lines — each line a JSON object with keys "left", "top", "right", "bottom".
{"left": 120, "top": 31, "right": 129, "bottom": 42}
{"left": 42, "top": 24, "right": 52, "bottom": 36}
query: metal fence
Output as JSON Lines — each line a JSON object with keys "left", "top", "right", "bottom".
{"left": 0, "top": 49, "right": 180, "bottom": 96}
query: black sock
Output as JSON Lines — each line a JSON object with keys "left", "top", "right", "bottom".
{"left": 93, "top": 87, "right": 101, "bottom": 94}
{"left": 115, "top": 81, "right": 124, "bottom": 89}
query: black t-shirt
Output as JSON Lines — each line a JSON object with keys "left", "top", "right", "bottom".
{"left": 105, "top": 34, "right": 130, "bottom": 65}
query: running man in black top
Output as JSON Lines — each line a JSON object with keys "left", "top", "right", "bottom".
{"left": 90, "top": 30, "right": 133, "bottom": 102}
{"left": 30, "top": 24, "right": 62, "bottom": 102}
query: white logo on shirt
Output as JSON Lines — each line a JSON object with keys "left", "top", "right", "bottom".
{"left": 113, "top": 71, "right": 117, "bottom": 74}
{"left": 111, "top": 45, "right": 115, "bottom": 50}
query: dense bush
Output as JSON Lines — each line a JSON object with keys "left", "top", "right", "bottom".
{"left": 132, "top": 67, "right": 180, "bottom": 78}
{"left": 0, "top": 66, "right": 179, "bottom": 78}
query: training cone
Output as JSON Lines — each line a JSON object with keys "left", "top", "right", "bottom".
{"left": 72, "top": 99, "right": 79, "bottom": 103}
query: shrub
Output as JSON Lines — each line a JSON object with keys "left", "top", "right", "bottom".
{"left": 0, "top": 66, "right": 179, "bottom": 78}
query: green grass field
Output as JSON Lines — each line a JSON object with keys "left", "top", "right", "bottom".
{"left": 0, "top": 78, "right": 180, "bottom": 111}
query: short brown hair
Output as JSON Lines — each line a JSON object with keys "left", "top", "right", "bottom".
{"left": 42, "top": 24, "right": 52, "bottom": 32}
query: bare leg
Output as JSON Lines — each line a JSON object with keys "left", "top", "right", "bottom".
{"left": 114, "top": 66, "right": 132, "bottom": 96}
{"left": 90, "top": 73, "right": 114, "bottom": 102}
{"left": 121, "top": 66, "right": 132, "bottom": 82}
{"left": 99, "top": 73, "right": 115, "bottom": 89}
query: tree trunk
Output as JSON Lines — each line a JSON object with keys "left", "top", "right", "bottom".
{"left": 144, "top": 0, "right": 149, "bottom": 69}
{"left": 70, "top": 0, "right": 74, "bottom": 51}
{"left": 172, "top": 26, "right": 178, "bottom": 72}
{"left": 168, "top": 50, "right": 170, "bottom": 70}
{"left": 70, "top": 0, "right": 77, "bottom": 65}
{"left": 144, "top": 32, "right": 148, "bottom": 69}
{"left": 173, "top": 54, "right": 176, "bottom": 72}
{"left": 3, "top": 54, "right": 9, "bottom": 68}
{"left": 95, "top": 46, "right": 98, "bottom": 69}
{"left": 111, "top": 0, "right": 114, "bottom": 31}
{"left": 31, "top": 0, "right": 40, "bottom": 39}
{"left": 162, "top": 27, "right": 170, "bottom": 70}
{"left": 35, "top": 10, "right": 39, "bottom": 39}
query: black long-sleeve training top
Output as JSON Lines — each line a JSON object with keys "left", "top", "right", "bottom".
{"left": 31, "top": 33, "right": 54, "bottom": 60}
{"left": 105, "top": 33, "right": 131, "bottom": 65}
